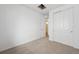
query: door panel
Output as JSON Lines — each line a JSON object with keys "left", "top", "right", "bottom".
{"left": 54, "top": 8, "right": 73, "bottom": 46}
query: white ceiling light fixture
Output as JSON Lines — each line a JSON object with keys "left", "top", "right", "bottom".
{"left": 46, "top": 22, "right": 48, "bottom": 24}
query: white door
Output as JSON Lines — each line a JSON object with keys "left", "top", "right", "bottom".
{"left": 53, "top": 8, "right": 73, "bottom": 46}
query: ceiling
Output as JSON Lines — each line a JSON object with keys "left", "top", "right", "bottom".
{"left": 24, "top": 4, "right": 64, "bottom": 16}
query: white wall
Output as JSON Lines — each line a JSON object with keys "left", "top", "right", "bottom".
{"left": 48, "top": 5, "right": 79, "bottom": 49}
{"left": 48, "top": 9, "right": 54, "bottom": 41}
{"left": 72, "top": 5, "right": 79, "bottom": 48}
{"left": 0, "top": 5, "right": 45, "bottom": 52}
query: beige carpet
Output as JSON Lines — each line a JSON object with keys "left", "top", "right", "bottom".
{"left": 1, "top": 37, "right": 79, "bottom": 54}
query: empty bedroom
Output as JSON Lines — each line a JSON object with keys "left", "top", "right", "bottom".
{"left": 0, "top": 4, "right": 79, "bottom": 54}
